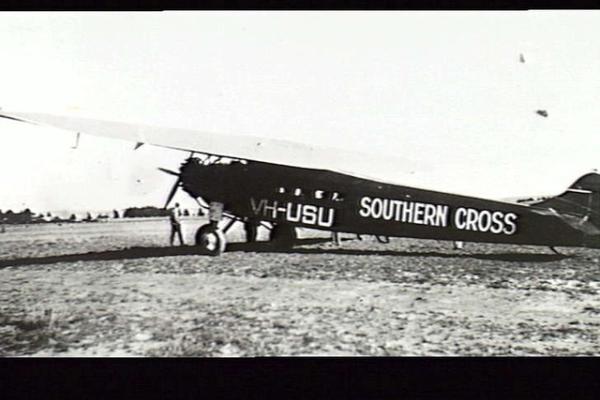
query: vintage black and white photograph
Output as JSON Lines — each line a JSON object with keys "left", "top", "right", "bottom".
{"left": 1, "top": 11, "right": 599, "bottom": 356}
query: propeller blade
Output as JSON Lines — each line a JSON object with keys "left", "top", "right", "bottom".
{"left": 158, "top": 167, "right": 180, "bottom": 177}
{"left": 164, "top": 177, "right": 181, "bottom": 209}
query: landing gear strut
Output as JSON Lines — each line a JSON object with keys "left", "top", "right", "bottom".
{"left": 269, "top": 223, "right": 297, "bottom": 249}
{"left": 549, "top": 246, "right": 562, "bottom": 255}
{"left": 244, "top": 221, "right": 258, "bottom": 243}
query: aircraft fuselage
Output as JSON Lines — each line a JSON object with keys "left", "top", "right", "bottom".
{"left": 179, "top": 158, "right": 600, "bottom": 249}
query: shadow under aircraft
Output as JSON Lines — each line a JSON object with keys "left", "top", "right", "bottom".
{"left": 0, "top": 238, "right": 570, "bottom": 269}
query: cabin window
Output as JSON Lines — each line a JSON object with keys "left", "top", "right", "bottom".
{"left": 332, "top": 192, "right": 344, "bottom": 202}
{"left": 294, "top": 188, "right": 303, "bottom": 197}
{"left": 277, "top": 187, "right": 286, "bottom": 194}
{"left": 315, "top": 190, "right": 325, "bottom": 199}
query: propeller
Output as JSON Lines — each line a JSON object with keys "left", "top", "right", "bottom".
{"left": 158, "top": 167, "right": 180, "bottom": 177}
{"left": 159, "top": 167, "right": 182, "bottom": 209}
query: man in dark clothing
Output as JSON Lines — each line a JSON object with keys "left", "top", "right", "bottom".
{"left": 169, "top": 203, "right": 185, "bottom": 246}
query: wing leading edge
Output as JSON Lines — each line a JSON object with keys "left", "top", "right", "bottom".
{"left": 0, "top": 111, "right": 315, "bottom": 163}
{"left": 2, "top": 110, "right": 598, "bottom": 215}
{"left": 0, "top": 111, "right": 427, "bottom": 183}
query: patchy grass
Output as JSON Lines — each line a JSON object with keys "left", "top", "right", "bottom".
{"left": 0, "top": 309, "right": 67, "bottom": 355}
{"left": 1, "top": 219, "right": 600, "bottom": 356}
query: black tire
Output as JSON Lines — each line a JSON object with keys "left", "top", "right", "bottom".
{"left": 269, "top": 224, "right": 297, "bottom": 249}
{"left": 195, "top": 223, "right": 226, "bottom": 256}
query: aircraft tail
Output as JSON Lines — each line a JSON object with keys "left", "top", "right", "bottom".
{"left": 533, "top": 172, "right": 600, "bottom": 223}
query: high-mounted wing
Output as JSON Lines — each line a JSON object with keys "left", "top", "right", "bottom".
{"left": 0, "top": 111, "right": 429, "bottom": 185}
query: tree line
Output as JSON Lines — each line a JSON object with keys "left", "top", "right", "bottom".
{"left": 0, "top": 206, "right": 203, "bottom": 225}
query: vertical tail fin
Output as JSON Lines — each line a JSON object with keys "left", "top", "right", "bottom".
{"left": 534, "top": 173, "right": 600, "bottom": 222}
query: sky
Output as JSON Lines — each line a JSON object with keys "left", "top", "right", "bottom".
{"left": 0, "top": 11, "right": 599, "bottom": 214}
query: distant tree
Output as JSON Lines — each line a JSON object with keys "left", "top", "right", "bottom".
{"left": 84, "top": 212, "right": 92, "bottom": 222}
{"left": 69, "top": 214, "right": 77, "bottom": 221}
{"left": 3, "top": 209, "right": 34, "bottom": 224}
{"left": 123, "top": 206, "right": 169, "bottom": 218}
{"left": 29, "top": 212, "right": 44, "bottom": 224}
{"left": 113, "top": 209, "right": 120, "bottom": 219}
{"left": 46, "top": 212, "right": 52, "bottom": 218}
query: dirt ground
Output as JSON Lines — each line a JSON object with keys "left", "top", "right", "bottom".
{"left": 0, "top": 217, "right": 599, "bottom": 356}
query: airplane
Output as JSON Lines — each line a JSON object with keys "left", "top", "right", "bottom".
{"left": 1, "top": 111, "right": 600, "bottom": 256}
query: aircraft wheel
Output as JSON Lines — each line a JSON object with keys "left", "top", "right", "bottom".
{"left": 195, "top": 223, "right": 226, "bottom": 256}
{"left": 269, "top": 224, "right": 297, "bottom": 248}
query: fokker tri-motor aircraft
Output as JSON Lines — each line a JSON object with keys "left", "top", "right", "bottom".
{"left": 1, "top": 111, "right": 599, "bottom": 256}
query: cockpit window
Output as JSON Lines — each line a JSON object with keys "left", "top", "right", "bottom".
{"left": 294, "top": 188, "right": 303, "bottom": 197}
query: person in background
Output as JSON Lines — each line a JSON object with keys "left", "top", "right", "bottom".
{"left": 169, "top": 203, "right": 185, "bottom": 246}
{"left": 332, "top": 231, "right": 341, "bottom": 246}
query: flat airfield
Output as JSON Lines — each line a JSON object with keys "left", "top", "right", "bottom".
{"left": 1, "top": 217, "right": 599, "bottom": 356}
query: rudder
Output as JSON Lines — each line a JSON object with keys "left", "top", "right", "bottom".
{"left": 534, "top": 172, "right": 600, "bottom": 221}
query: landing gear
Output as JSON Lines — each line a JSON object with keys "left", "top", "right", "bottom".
{"left": 195, "top": 223, "right": 226, "bottom": 256}
{"left": 244, "top": 221, "right": 258, "bottom": 243}
{"left": 549, "top": 246, "right": 562, "bottom": 255}
{"left": 331, "top": 231, "right": 341, "bottom": 246}
{"left": 193, "top": 201, "right": 227, "bottom": 256}
{"left": 269, "top": 223, "right": 297, "bottom": 249}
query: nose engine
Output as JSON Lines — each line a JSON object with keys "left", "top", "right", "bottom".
{"left": 157, "top": 157, "right": 207, "bottom": 209}
{"left": 179, "top": 157, "right": 206, "bottom": 200}
{"left": 157, "top": 156, "right": 254, "bottom": 256}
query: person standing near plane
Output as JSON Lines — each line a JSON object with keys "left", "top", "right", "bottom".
{"left": 331, "top": 231, "right": 341, "bottom": 246}
{"left": 169, "top": 203, "right": 185, "bottom": 246}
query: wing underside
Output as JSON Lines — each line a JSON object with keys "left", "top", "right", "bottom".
{"left": 0, "top": 111, "right": 313, "bottom": 164}
{"left": 0, "top": 111, "right": 425, "bottom": 183}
